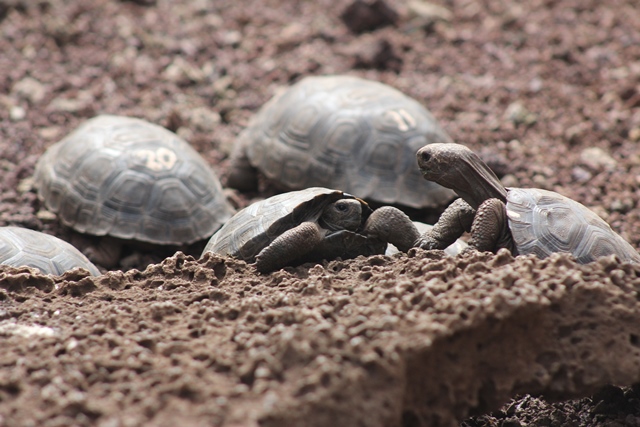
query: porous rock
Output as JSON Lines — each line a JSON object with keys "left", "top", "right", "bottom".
{"left": 2, "top": 250, "right": 639, "bottom": 426}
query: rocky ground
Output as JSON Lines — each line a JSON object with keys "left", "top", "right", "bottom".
{"left": 1, "top": 0, "right": 640, "bottom": 426}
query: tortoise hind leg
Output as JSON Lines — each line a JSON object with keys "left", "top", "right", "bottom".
{"left": 416, "top": 198, "right": 475, "bottom": 250}
{"left": 466, "top": 198, "right": 516, "bottom": 254}
{"left": 255, "top": 221, "right": 324, "bottom": 273}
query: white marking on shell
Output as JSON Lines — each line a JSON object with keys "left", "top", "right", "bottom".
{"left": 131, "top": 147, "right": 178, "bottom": 171}
{"left": 384, "top": 109, "right": 416, "bottom": 132}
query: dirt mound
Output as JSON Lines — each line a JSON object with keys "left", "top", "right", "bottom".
{"left": 2, "top": 250, "right": 640, "bottom": 426}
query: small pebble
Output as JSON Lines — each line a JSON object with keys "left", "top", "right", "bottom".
{"left": 10, "top": 106, "right": 26, "bottom": 121}
{"left": 580, "top": 147, "right": 617, "bottom": 171}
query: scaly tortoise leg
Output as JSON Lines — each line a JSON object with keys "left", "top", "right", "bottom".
{"left": 225, "top": 138, "right": 258, "bottom": 192}
{"left": 363, "top": 206, "right": 420, "bottom": 252}
{"left": 466, "top": 198, "right": 516, "bottom": 254}
{"left": 416, "top": 198, "right": 475, "bottom": 250}
{"left": 255, "top": 221, "right": 324, "bottom": 273}
{"left": 70, "top": 233, "right": 123, "bottom": 268}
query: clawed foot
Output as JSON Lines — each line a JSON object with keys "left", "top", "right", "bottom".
{"left": 460, "top": 246, "right": 479, "bottom": 256}
{"left": 415, "top": 234, "right": 444, "bottom": 251}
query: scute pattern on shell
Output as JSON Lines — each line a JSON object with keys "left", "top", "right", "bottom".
{"left": 0, "top": 227, "right": 100, "bottom": 276}
{"left": 34, "top": 115, "right": 234, "bottom": 245}
{"left": 506, "top": 188, "right": 640, "bottom": 264}
{"left": 203, "top": 187, "right": 365, "bottom": 262}
{"left": 236, "top": 75, "right": 455, "bottom": 208}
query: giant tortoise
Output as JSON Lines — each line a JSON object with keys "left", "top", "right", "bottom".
{"left": 202, "top": 187, "right": 420, "bottom": 272}
{"left": 415, "top": 143, "right": 640, "bottom": 264}
{"left": 226, "top": 75, "right": 455, "bottom": 210}
{"left": 0, "top": 226, "right": 100, "bottom": 276}
{"left": 33, "top": 115, "right": 235, "bottom": 266}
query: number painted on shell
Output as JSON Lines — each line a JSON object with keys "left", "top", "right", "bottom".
{"left": 384, "top": 109, "right": 416, "bottom": 132}
{"left": 132, "top": 147, "right": 178, "bottom": 171}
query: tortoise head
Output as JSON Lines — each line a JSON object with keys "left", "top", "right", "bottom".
{"left": 416, "top": 143, "right": 507, "bottom": 209}
{"left": 320, "top": 199, "right": 363, "bottom": 232}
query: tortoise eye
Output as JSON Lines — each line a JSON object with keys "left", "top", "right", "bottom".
{"left": 335, "top": 202, "right": 349, "bottom": 212}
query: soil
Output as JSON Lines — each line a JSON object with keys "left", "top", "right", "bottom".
{"left": 1, "top": 0, "right": 640, "bottom": 426}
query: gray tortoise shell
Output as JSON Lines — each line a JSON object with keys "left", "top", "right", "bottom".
{"left": 235, "top": 75, "right": 456, "bottom": 209}
{"left": 0, "top": 227, "right": 100, "bottom": 276}
{"left": 506, "top": 188, "right": 640, "bottom": 264}
{"left": 34, "top": 115, "right": 235, "bottom": 245}
{"left": 202, "top": 187, "right": 374, "bottom": 262}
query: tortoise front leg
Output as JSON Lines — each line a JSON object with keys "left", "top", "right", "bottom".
{"left": 71, "top": 233, "right": 122, "bottom": 268}
{"left": 466, "top": 198, "right": 516, "bottom": 254}
{"left": 255, "top": 221, "right": 324, "bottom": 273}
{"left": 416, "top": 198, "right": 475, "bottom": 250}
{"left": 225, "top": 138, "right": 258, "bottom": 192}
{"left": 307, "top": 230, "right": 386, "bottom": 260}
{"left": 363, "top": 206, "right": 420, "bottom": 252}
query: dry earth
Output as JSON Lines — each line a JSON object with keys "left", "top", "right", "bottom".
{"left": 1, "top": 0, "right": 640, "bottom": 426}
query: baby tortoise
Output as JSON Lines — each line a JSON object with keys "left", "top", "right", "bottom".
{"left": 33, "top": 115, "right": 235, "bottom": 267}
{"left": 202, "top": 187, "right": 420, "bottom": 272}
{"left": 226, "top": 75, "right": 455, "bottom": 210}
{"left": 0, "top": 226, "right": 100, "bottom": 276}
{"left": 415, "top": 143, "right": 640, "bottom": 264}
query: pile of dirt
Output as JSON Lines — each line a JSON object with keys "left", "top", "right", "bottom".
{"left": 2, "top": 250, "right": 640, "bottom": 426}
{"left": 1, "top": 0, "right": 640, "bottom": 426}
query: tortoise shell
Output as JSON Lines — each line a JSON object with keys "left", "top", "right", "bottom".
{"left": 229, "top": 75, "right": 455, "bottom": 209}
{"left": 33, "top": 115, "right": 234, "bottom": 245}
{"left": 506, "top": 188, "right": 640, "bottom": 264}
{"left": 0, "top": 226, "right": 100, "bottom": 276}
{"left": 202, "top": 187, "right": 383, "bottom": 262}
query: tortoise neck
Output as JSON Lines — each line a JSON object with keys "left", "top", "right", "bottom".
{"left": 447, "top": 152, "right": 507, "bottom": 210}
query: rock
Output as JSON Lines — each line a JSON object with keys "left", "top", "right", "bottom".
{"left": 340, "top": 0, "right": 398, "bottom": 34}
{"left": 404, "top": 0, "right": 452, "bottom": 32}
{"left": 120, "top": 0, "right": 156, "bottom": 5}
{"left": 580, "top": 147, "right": 617, "bottom": 171}
{"left": 48, "top": 91, "right": 94, "bottom": 113}
{"left": 343, "top": 35, "right": 403, "bottom": 71}
{"left": 407, "top": 0, "right": 452, "bottom": 22}
{"left": 275, "top": 23, "right": 307, "bottom": 53}
{"left": 9, "top": 105, "right": 25, "bottom": 121}
{"left": 187, "top": 106, "right": 222, "bottom": 133}
{"left": 571, "top": 166, "right": 593, "bottom": 183}
{"left": 504, "top": 102, "right": 537, "bottom": 126}
{"left": 6, "top": 251, "right": 640, "bottom": 426}
{"left": 162, "top": 57, "right": 205, "bottom": 85}
{"left": 12, "top": 77, "right": 46, "bottom": 104}
{"left": 564, "top": 121, "right": 591, "bottom": 144}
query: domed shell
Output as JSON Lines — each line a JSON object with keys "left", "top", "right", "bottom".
{"left": 232, "top": 75, "right": 455, "bottom": 209}
{"left": 33, "top": 115, "right": 234, "bottom": 245}
{"left": 0, "top": 227, "right": 100, "bottom": 276}
{"left": 506, "top": 188, "right": 640, "bottom": 264}
{"left": 202, "top": 187, "right": 374, "bottom": 262}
